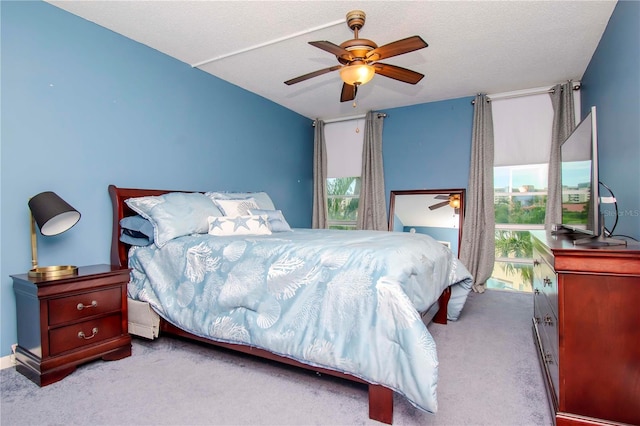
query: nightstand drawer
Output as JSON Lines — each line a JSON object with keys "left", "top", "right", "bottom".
{"left": 49, "top": 287, "right": 122, "bottom": 326}
{"left": 49, "top": 314, "right": 122, "bottom": 355}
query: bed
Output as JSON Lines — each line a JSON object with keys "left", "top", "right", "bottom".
{"left": 108, "top": 185, "right": 473, "bottom": 424}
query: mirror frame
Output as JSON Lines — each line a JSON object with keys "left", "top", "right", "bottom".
{"left": 388, "top": 189, "right": 466, "bottom": 256}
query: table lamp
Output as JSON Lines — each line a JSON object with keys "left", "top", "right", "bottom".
{"left": 28, "top": 191, "right": 81, "bottom": 278}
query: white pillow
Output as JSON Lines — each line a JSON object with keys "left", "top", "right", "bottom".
{"left": 205, "top": 191, "right": 276, "bottom": 211}
{"left": 208, "top": 214, "right": 272, "bottom": 236}
{"left": 214, "top": 198, "right": 259, "bottom": 217}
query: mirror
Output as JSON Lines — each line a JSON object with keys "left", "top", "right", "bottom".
{"left": 389, "top": 189, "right": 465, "bottom": 257}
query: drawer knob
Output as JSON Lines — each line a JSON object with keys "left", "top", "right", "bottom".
{"left": 534, "top": 289, "right": 540, "bottom": 295}
{"left": 77, "top": 300, "right": 98, "bottom": 311}
{"left": 543, "top": 277, "right": 552, "bottom": 287}
{"left": 544, "top": 352, "right": 554, "bottom": 364}
{"left": 533, "top": 259, "right": 540, "bottom": 267}
{"left": 78, "top": 327, "right": 99, "bottom": 340}
{"left": 544, "top": 315, "right": 554, "bottom": 326}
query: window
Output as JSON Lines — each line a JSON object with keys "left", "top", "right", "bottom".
{"left": 324, "top": 119, "right": 364, "bottom": 230}
{"left": 327, "top": 177, "right": 360, "bottom": 229}
{"left": 491, "top": 163, "right": 548, "bottom": 292}
{"left": 488, "top": 93, "right": 555, "bottom": 292}
{"left": 488, "top": 87, "right": 580, "bottom": 291}
{"left": 494, "top": 163, "right": 549, "bottom": 226}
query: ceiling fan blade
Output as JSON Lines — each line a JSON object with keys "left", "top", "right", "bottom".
{"left": 366, "top": 36, "right": 428, "bottom": 61}
{"left": 435, "top": 195, "right": 449, "bottom": 200}
{"left": 340, "top": 83, "right": 356, "bottom": 103}
{"left": 429, "top": 200, "right": 449, "bottom": 210}
{"left": 373, "top": 63, "right": 424, "bottom": 84}
{"left": 309, "top": 41, "right": 353, "bottom": 61}
{"left": 284, "top": 65, "right": 341, "bottom": 85}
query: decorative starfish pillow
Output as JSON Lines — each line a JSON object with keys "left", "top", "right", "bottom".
{"left": 208, "top": 214, "right": 272, "bottom": 236}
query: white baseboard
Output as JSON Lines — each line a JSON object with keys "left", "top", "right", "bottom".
{"left": 1, "top": 354, "right": 16, "bottom": 370}
{"left": 1, "top": 344, "right": 17, "bottom": 370}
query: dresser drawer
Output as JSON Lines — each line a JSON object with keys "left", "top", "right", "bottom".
{"left": 540, "top": 268, "right": 558, "bottom": 316}
{"left": 539, "top": 330, "right": 559, "bottom": 402}
{"left": 534, "top": 282, "right": 559, "bottom": 399}
{"left": 48, "top": 287, "right": 122, "bottom": 326}
{"left": 533, "top": 246, "right": 558, "bottom": 316}
{"left": 534, "top": 297, "right": 558, "bottom": 354}
{"left": 48, "top": 314, "right": 123, "bottom": 356}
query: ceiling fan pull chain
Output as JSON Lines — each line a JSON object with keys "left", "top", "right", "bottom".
{"left": 355, "top": 119, "right": 360, "bottom": 133}
{"left": 352, "top": 83, "right": 359, "bottom": 109}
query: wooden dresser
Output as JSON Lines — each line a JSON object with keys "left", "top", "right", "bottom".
{"left": 531, "top": 231, "right": 640, "bottom": 425}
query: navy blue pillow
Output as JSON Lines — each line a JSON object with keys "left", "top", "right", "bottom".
{"left": 120, "top": 215, "right": 154, "bottom": 246}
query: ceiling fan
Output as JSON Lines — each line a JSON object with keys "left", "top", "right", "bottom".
{"left": 429, "top": 194, "right": 461, "bottom": 214}
{"left": 284, "top": 10, "right": 428, "bottom": 102}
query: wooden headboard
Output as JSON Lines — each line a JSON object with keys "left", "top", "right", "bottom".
{"left": 108, "top": 185, "right": 179, "bottom": 268}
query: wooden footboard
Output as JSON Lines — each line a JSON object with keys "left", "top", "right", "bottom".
{"left": 109, "top": 184, "right": 451, "bottom": 425}
{"left": 432, "top": 286, "right": 451, "bottom": 324}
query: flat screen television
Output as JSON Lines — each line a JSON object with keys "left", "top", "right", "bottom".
{"left": 558, "top": 106, "right": 625, "bottom": 246}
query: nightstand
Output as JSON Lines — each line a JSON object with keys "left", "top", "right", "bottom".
{"left": 12, "top": 264, "right": 132, "bottom": 386}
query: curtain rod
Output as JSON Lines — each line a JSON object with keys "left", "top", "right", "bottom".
{"left": 471, "top": 82, "right": 581, "bottom": 104}
{"left": 312, "top": 112, "right": 387, "bottom": 126}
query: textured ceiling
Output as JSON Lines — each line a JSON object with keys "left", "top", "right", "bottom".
{"left": 47, "top": 1, "right": 617, "bottom": 120}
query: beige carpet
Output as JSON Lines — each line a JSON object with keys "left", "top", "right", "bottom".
{"left": 1, "top": 289, "right": 552, "bottom": 425}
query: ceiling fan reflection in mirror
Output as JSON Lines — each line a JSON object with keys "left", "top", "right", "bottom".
{"left": 284, "top": 10, "right": 428, "bottom": 102}
{"left": 429, "top": 194, "right": 461, "bottom": 214}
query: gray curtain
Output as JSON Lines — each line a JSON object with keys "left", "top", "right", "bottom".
{"left": 545, "top": 82, "right": 576, "bottom": 229}
{"left": 312, "top": 119, "right": 328, "bottom": 229}
{"left": 357, "top": 111, "right": 388, "bottom": 230}
{"left": 460, "top": 94, "right": 495, "bottom": 293}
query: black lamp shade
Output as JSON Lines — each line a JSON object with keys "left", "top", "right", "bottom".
{"left": 28, "top": 191, "right": 81, "bottom": 236}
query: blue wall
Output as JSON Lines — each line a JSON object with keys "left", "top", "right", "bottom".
{"left": 1, "top": 1, "right": 637, "bottom": 358}
{"left": 0, "top": 2, "right": 312, "bottom": 356}
{"left": 403, "top": 226, "right": 460, "bottom": 257}
{"left": 580, "top": 0, "right": 640, "bottom": 240}
{"left": 392, "top": 215, "right": 405, "bottom": 232}
{"left": 382, "top": 97, "right": 474, "bottom": 211}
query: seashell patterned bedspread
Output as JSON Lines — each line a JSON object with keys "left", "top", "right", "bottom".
{"left": 127, "top": 228, "right": 473, "bottom": 414}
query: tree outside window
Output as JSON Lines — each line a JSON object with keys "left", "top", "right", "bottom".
{"left": 327, "top": 177, "right": 360, "bottom": 230}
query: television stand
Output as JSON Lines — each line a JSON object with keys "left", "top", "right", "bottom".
{"left": 572, "top": 233, "right": 627, "bottom": 247}
{"left": 550, "top": 224, "right": 575, "bottom": 235}
{"left": 552, "top": 215, "right": 628, "bottom": 247}
{"left": 573, "top": 214, "right": 627, "bottom": 246}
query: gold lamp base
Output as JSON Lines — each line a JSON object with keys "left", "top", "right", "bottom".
{"left": 28, "top": 265, "right": 78, "bottom": 279}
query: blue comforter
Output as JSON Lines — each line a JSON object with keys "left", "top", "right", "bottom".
{"left": 128, "top": 229, "right": 473, "bottom": 413}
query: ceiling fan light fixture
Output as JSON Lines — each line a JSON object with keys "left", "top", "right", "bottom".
{"left": 449, "top": 197, "right": 461, "bottom": 209}
{"left": 285, "top": 10, "right": 427, "bottom": 102}
{"left": 340, "top": 64, "right": 375, "bottom": 86}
